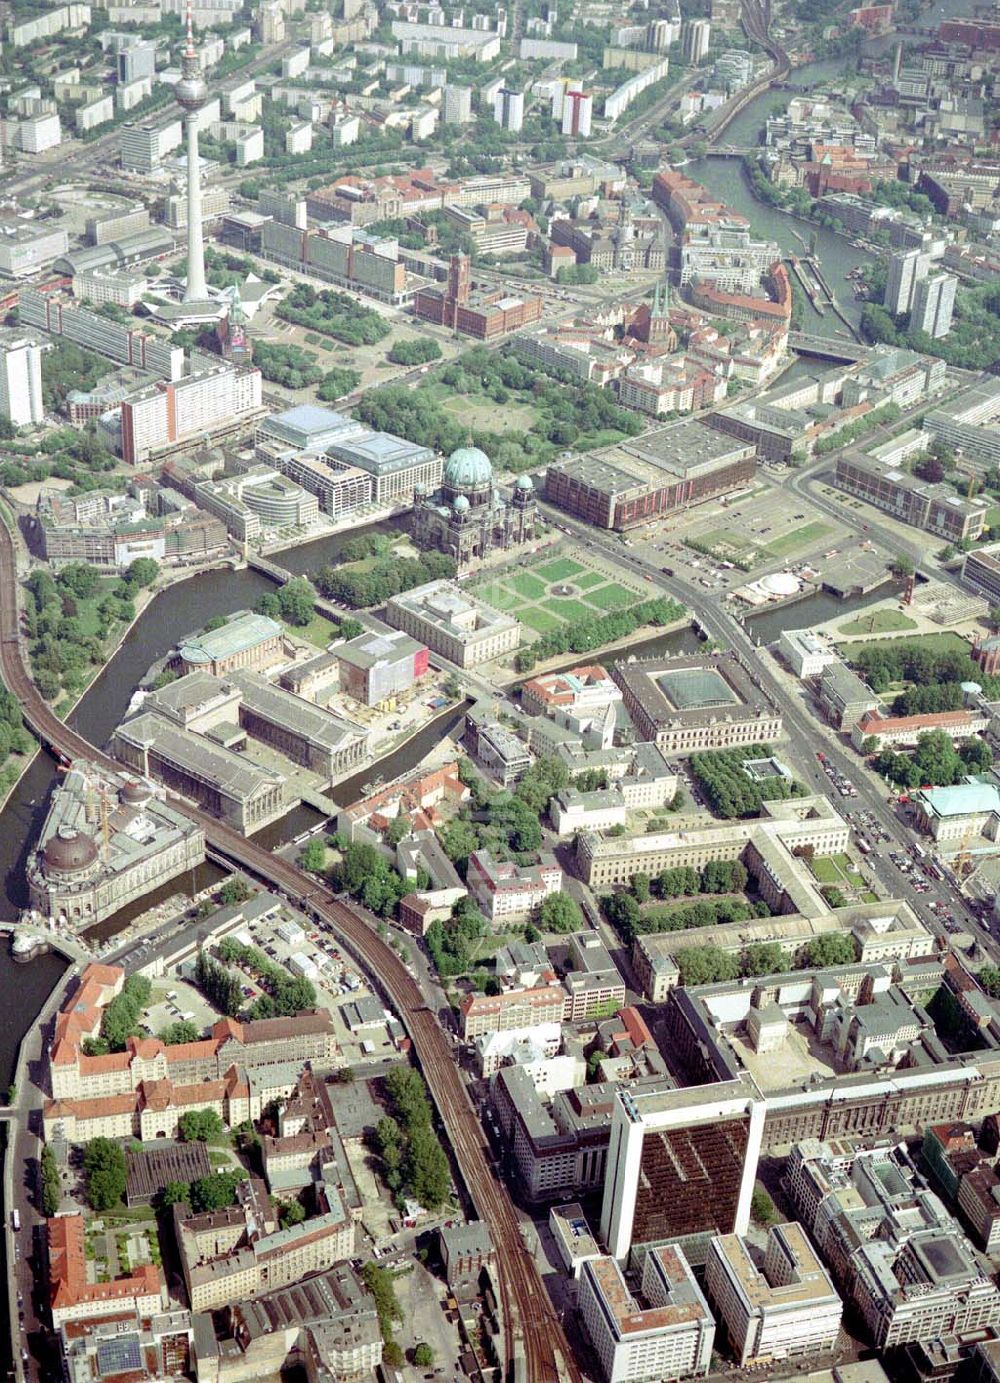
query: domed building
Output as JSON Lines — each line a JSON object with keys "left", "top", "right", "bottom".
{"left": 26, "top": 760, "right": 205, "bottom": 928}
{"left": 411, "top": 444, "right": 536, "bottom": 567}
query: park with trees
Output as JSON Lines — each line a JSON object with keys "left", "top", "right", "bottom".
{"left": 371, "top": 1067, "right": 451, "bottom": 1213}
{"left": 354, "top": 343, "right": 644, "bottom": 480}
{"left": 513, "top": 596, "right": 684, "bottom": 673}
{"left": 314, "top": 547, "right": 456, "bottom": 608}
{"left": 23, "top": 557, "right": 158, "bottom": 703}
{"left": 689, "top": 745, "right": 809, "bottom": 819}
{"left": 277, "top": 284, "right": 391, "bottom": 346}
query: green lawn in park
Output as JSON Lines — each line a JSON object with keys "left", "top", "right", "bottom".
{"left": 507, "top": 571, "right": 548, "bottom": 600}
{"left": 838, "top": 609, "right": 918, "bottom": 636}
{"left": 536, "top": 557, "right": 584, "bottom": 582}
{"left": 519, "top": 607, "right": 564, "bottom": 634}
{"left": 585, "top": 582, "right": 641, "bottom": 611}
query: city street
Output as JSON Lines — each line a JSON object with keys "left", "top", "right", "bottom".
{"left": 533, "top": 495, "right": 1000, "bottom": 970}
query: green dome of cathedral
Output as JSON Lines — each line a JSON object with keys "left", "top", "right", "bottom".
{"left": 444, "top": 445, "right": 492, "bottom": 490}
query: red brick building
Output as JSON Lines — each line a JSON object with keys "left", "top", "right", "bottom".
{"left": 413, "top": 254, "right": 543, "bottom": 339}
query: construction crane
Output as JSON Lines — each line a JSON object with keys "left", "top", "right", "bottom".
{"left": 954, "top": 827, "right": 976, "bottom": 880}
{"left": 85, "top": 774, "right": 115, "bottom": 862}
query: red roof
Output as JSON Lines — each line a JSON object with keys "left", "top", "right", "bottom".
{"left": 49, "top": 1214, "right": 161, "bottom": 1313}
{"left": 858, "top": 709, "right": 977, "bottom": 734}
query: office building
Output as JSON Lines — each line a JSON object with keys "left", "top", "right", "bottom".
{"left": 86, "top": 205, "right": 150, "bottom": 246}
{"left": 911, "top": 272, "right": 957, "bottom": 338}
{"left": 48, "top": 964, "right": 336, "bottom": 1102}
{"left": 852, "top": 707, "right": 987, "bottom": 751}
{"left": 188, "top": 466, "right": 318, "bottom": 542}
{"left": 0, "top": 222, "right": 69, "bottom": 279}
{"left": 577, "top": 792, "right": 848, "bottom": 898}
{"left": 833, "top": 454, "right": 987, "bottom": 543}
{"left": 705, "top": 1224, "right": 842, "bottom": 1366}
{"left": 75, "top": 266, "right": 148, "bottom": 307}
{"left": 682, "top": 18, "right": 711, "bottom": 62}
{"left": 925, "top": 378, "right": 1000, "bottom": 471}
{"left": 779, "top": 629, "right": 838, "bottom": 679}
{"left": 466, "top": 849, "right": 563, "bottom": 924}
{"left": 601, "top": 1079, "right": 765, "bottom": 1263}
{"left": 175, "top": 1189, "right": 353, "bottom": 1313}
{"left": 59, "top": 1309, "right": 193, "bottom": 1382}
{"left": 26, "top": 761, "right": 204, "bottom": 929}
{"left": 465, "top": 706, "right": 535, "bottom": 787}
{"left": 580, "top": 1246, "right": 715, "bottom": 1383}
{"left": 462, "top": 985, "right": 566, "bottom": 1040}
{"left": 440, "top": 1223, "right": 494, "bottom": 1300}
{"left": 48, "top": 1214, "right": 163, "bottom": 1327}
{"left": 0, "top": 334, "right": 45, "bottom": 426}
{"left": 120, "top": 120, "right": 183, "bottom": 173}
{"left": 117, "top": 42, "right": 156, "bottom": 83}
{"left": 324, "top": 427, "right": 439, "bottom": 504}
{"left": 385, "top": 580, "right": 520, "bottom": 668}
{"left": 818, "top": 661, "right": 878, "bottom": 731}
{"left": 884, "top": 248, "right": 929, "bottom": 316}
{"left": 853, "top": 1229, "right": 1000, "bottom": 1348}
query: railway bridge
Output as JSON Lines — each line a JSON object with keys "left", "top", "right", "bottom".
{"left": 0, "top": 516, "right": 579, "bottom": 1383}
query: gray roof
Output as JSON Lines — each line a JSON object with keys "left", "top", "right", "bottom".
{"left": 115, "top": 711, "right": 285, "bottom": 802}
{"left": 230, "top": 670, "right": 366, "bottom": 753}
{"left": 326, "top": 427, "right": 435, "bottom": 475}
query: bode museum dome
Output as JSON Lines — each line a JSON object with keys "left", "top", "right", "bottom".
{"left": 412, "top": 442, "right": 536, "bottom": 567}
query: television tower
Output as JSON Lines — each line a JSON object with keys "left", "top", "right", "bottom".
{"left": 175, "top": 0, "right": 208, "bottom": 301}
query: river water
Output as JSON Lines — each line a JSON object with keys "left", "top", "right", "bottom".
{"left": 0, "top": 37, "right": 937, "bottom": 1377}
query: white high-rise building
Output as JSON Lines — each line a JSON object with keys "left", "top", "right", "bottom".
{"left": 884, "top": 248, "right": 929, "bottom": 316}
{"left": 682, "top": 18, "right": 711, "bottom": 63}
{"left": 443, "top": 84, "right": 473, "bottom": 123}
{"left": 600, "top": 1079, "right": 765, "bottom": 1263}
{"left": 0, "top": 335, "right": 46, "bottom": 426}
{"left": 911, "top": 272, "right": 957, "bottom": 338}
{"left": 705, "top": 1224, "right": 843, "bottom": 1367}
{"left": 175, "top": 0, "right": 209, "bottom": 301}
{"left": 562, "top": 90, "right": 593, "bottom": 137}
{"left": 493, "top": 86, "right": 524, "bottom": 132}
{"left": 580, "top": 1246, "right": 715, "bottom": 1383}
{"left": 119, "top": 365, "right": 262, "bottom": 463}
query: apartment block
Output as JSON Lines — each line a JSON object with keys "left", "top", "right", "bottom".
{"left": 119, "top": 366, "right": 264, "bottom": 464}
{"left": 466, "top": 849, "right": 563, "bottom": 924}
{"left": 0, "top": 334, "right": 46, "bottom": 425}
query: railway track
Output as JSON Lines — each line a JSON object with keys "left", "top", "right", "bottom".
{"left": 0, "top": 517, "right": 579, "bottom": 1383}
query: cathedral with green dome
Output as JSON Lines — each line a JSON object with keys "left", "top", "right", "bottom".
{"left": 411, "top": 443, "right": 536, "bottom": 567}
